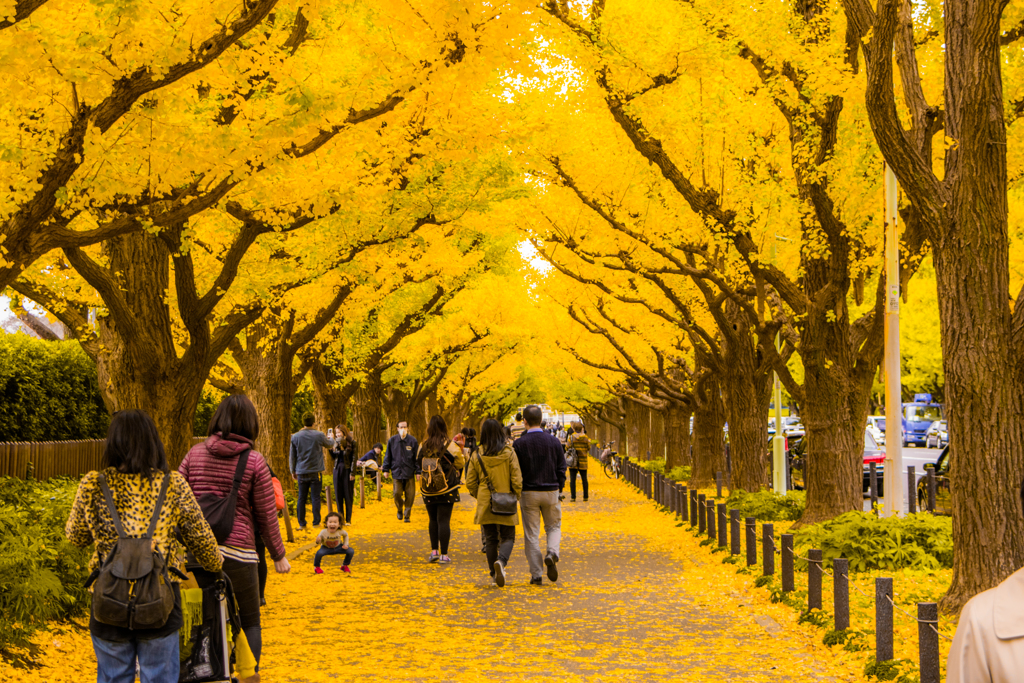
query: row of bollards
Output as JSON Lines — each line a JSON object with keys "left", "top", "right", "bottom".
{"left": 861, "top": 462, "right": 939, "bottom": 514}
{"left": 619, "top": 457, "right": 942, "bottom": 683}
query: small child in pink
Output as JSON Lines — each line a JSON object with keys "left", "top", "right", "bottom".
{"left": 314, "top": 512, "right": 354, "bottom": 574}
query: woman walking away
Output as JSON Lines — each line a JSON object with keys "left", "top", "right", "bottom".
{"left": 466, "top": 418, "right": 523, "bottom": 587}
{"left": 331, "top": 426, "right": 357, "bottom": 525}
{"left": 417, "top": 415, "right": 466, "bottom": 564}
{"left": 179, "top": 394, "right": 291, "bottom": 672}
{"left": 66, "top": 409, "right": 223, "bottom": 683}
{"left": 567, "top": 421, "right": 590, "bottom": 502}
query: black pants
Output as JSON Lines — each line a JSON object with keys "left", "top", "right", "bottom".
{"left": 424, "top": 501, "right": 454, "bottom": 554}
{"left": 569, "top": 468, "right": 589, "bottom": 500}
{"left": 335, "top": 465, "right": 354, "bottom": 523}
{"left": 296, "top": 473, "right": 321, "bottom": 527}
{"left": 482, "top": 524, "right": 515, "bottom": 574}
{"left": 196, "top": 558, "right": 262, "bottom": 668}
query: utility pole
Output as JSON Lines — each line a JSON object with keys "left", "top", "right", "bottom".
{"left": 882, "top": 163, "right": 904, "bottom": 516}
{"left": 771, "top": 235, "right": 789, "bottom": 495}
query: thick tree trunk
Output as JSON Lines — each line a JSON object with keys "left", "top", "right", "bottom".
{"left": 638, "top": 404, "right": 653, "bottom": 459}
{"left": 624, "top": 399, "right": 643, "bottom": 460}
{"left": 720, "top": 335, "right": 772, "bottom": 492}
{"left": 690, "top": 375, "right": 726, "bottom": 489}
{"left": 665, "top": 402, "right": 692, "bottom": 471}
{"left": 310, "top": 357, "right": 348, "bottom": 433}
{"left": 353, "top": 376, "right": 384, "bottom": 452}
{"left": 650, "top": 409, "right": 666, "bottom": 461}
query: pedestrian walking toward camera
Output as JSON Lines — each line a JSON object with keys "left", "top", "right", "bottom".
{"left": 382, "top": 421, "right": 419, "bottom": 522}
{"left": 313, "top": 512, "right": 355, "bottom": 575}
{"left": 466, "top": 418, "right": 522, "bottom": 587}
{"left": 418, "top": 415, "right": 466, "bottom": 564}
{"left": 66, "top": 410, "right": 224, "bottom": 683}
{"left": 178, "top": 395, "right": 291, "bottom": 673}
{"left": 513, "top": 404, "right": 567, "bottom": 585}
{"left": 290, "top": 412, "right": 336, "bottom": 530}
{"left": 567, "top": 421, "right": 590, "bottom": 502}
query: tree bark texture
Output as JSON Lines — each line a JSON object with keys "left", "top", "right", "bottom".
{"left": 353, "top": 375, "right": 384, "bottom": 452}
{"left": 690, "top": 373, "right": 726, "bottom": 489}
{"left": 638, "top": 403, "right": 653, "bottom": 459}
{"left": 624, "top": 399, "right": 643, "bottom": 460}
{"left": 665, "top": 402, "right": 692, "bottom": 471}
{"left": 719, "top": 310, "right": 772, "bottom": 492}
{"left": 311, "top": 357, "right": 348, "bottom": 434}
{"left": 650, "top": 409, "right": 666, "bottom": 462}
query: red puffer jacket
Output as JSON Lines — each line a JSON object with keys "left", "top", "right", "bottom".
{"left": 179, "top": 434, "right": 286, "bottom": 561}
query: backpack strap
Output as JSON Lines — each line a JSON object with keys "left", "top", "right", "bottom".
{"left": 144, "top": 472, "right": 171, "bottom": 539}
{"left": 97, "top": 473, "right": 127, "bottom": 539}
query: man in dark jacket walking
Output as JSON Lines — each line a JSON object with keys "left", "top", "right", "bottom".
{"left": 382, "top": 421, "right": 419, "bottom": 522}
{"left": 290, "top": 412, "right": 336, "bottom": 530}
{"left": 513, "top": 404, "right": 567, "bottom": 585}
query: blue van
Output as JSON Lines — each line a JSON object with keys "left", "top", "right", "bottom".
{"left": 902, "top": 394, "right": 944, "bottom": 447}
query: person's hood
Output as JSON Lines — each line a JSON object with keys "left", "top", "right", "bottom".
{"left": 479, "top": 444, "right": 515, "bottom": 462}
{"left": 206, "top": 433, "right": 254, "bottom": 459}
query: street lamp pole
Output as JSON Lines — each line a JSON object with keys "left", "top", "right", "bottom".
{"left": 883, "top": 163, "right": 903, "bottom": 517}
{"left": 772, "top": 236, "right": 787, "bottom": 495}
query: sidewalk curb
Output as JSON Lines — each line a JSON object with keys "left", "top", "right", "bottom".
{"left": 285, "top": 542, "right": 316, "bottom": 561}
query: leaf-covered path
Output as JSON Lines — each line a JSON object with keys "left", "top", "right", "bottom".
{"left": 258, "top": 474, "right": 861, "bottom": 682}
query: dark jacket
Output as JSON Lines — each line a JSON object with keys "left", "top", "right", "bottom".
{"left": 359, "top": 449, "right": 380, "bottom": 465}
{"left": 513, "top": 429, "right": 567, "bottom": 491}
{"left": 382, "top": 434, "right": 419, "bottom": 480}
{"left": 331, "top": 437, "right": 356, "bottom": 471}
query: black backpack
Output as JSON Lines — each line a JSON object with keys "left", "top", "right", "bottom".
{"left": 194, "top": 449, "right": 250, "bottom": 544}
{"left": 88, "top": 472, "right": 177, "bottom": 630}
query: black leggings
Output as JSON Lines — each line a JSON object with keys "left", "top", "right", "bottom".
{"left": 335, "top": 465, "right": 354, "bottom": 523}
{"left": 424, "top": 501, "right": 454, "bottom": 554}
{"left": 569, "top": 468, "right": 589, "bottom": 500}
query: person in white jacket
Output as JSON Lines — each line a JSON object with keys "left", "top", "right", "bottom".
{"left": 947, "top": 478, "right": 1024, "bottom": 682}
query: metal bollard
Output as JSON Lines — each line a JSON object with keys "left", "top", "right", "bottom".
{"left": 781, "top": 534, "right": 794, "bottom": 592}
{"left": 808, "top": 549, "right": 823, "bottom": 610}
{"left": 359, "top": 472, "right": 366, "bottom": 509}
{"left": 907, "top": 465, "right": 916, "bottom": 513}
{"left": 918, "top": 602, "right": 940, "bottom": 683}
{"left": 698, "top": 494, "right": 707, "bottom": 533}
{"left": 690, "top": 490, "right": 698, "bottom": 527}
{"left": 745, "top": 517, "right": 757, "bottom": 566}
{"left": 730, "top": 510, "right": 741, "bottom": 555}
{"left": 876, "top": 577, "right": 894, "bottom": 662}
{"left": 376, "top": 469, "right": 382, "bottom": 501}
{"left": 717, "top": 503, "right": 727, "bottom": 547}
{"left": 762, "top": 523, "right": 774, "bottom": 576}
{"left": 681, "top": 486, "right": 689, "bottom": 522}
{"left": 869, "top": 462, "right": 879, "bottom": 511}
{"left": 327, "top": 485, "right": 334, "bottom": 514}
{"left": 716, "top": 470, "right": 723, "bottom": 498}
{"left": 834, "top": 558, "right": 850, "bottom": 630}
{"left": 706, "top": 499, "right": 716, "bottom": 539}
{"left": 926, "top": 465, "right": 936, "bottom": 512}
{"left": 281, "top": 498, "right": 295, "bottom": 542}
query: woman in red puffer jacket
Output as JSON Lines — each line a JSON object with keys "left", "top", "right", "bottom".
{"left": 178, "top": 394, "right": 290, "bottom": 671}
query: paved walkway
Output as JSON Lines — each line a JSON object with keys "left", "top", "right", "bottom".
{"left": 259, "top": 472, "right": 859, "bottom": 682}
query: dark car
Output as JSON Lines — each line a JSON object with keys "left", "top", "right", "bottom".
{"left": 916, "top": 445, "right": 951, "bottom": 515}
{"left": 778, "top": 428, "right": 883, "bottom": 496}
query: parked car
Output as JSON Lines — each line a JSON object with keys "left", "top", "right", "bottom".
{"left": 916, "top": 445, "right": 951, "bottom": 515}
{"left": 780, "top": 428, "right": 883, "bottom": 496}
{"left": 867, "top": 415, "right": 886, "bottom": 445}
{"left": 902, "top": 393, "right": 944, "bottom": 447}
{"left": 925, "top": 420, "right": 948, "bottom": 449}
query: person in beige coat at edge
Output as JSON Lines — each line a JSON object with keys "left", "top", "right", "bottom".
{"left": 465, "top": 418, "right": 523, "bottom": 587}
{"left": 947, "top": 476, "right": 1024, "bottom": 682}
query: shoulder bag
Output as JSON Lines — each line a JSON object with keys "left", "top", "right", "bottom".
{"left": 195, "top": 449, "right": 250, "bottom": 544}
{"left": 474, "top": 452, "right": 518, "bottom": 516}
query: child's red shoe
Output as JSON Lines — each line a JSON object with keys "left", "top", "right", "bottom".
{"left": 314, "top": 567, "right": 324, "bottom": 574}
{"left": 342, "top": 566, "right": 352, "bottom": 574}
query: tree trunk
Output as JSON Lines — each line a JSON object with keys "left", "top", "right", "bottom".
{"left": 720, "top": 329, "right": 772, "bottom": 492}
{"left": 665, "top": 402, "right": 692, "bottom": 471}
{"left": 637, "top": 403, "right": 653, "bottom": 459}
{"left": 691, "top": 374, "right": 726, "bottom": 489}
{"left": 650, "top": 409, "right": 666, "bottom": 461}
{"left": 310, "top": 357, "right": 348, "bottom": 433}
{"left": 624, "top": 399, "right": 643, "bottom": 460}
{"left": 353, "top": 376, "right": 384, "bottom": 452}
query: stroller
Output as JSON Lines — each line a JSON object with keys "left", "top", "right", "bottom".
{"left": 179, "top": 565, "right": 257, "bottom": 683}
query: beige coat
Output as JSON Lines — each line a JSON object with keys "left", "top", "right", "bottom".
{"left": 465, "top": 444, "right": 523, "bottom": 526}
{"left": 947, "top": 565, "right": 1024, "bottom": 683}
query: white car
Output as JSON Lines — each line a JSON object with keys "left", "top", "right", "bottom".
{"left": 925, "top": 420, "right": 948, "bottom": 449}
{"left": 867, "top": 416, "right": 886, "bottom": 445}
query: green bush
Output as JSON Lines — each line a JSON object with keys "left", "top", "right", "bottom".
{"left": 638, "top": 459, "right": 691, "bottom": 482}
{"left": 0, "top": 333, "right": 109, "bottom": 442}
{"left": 0, "top": 476, "right": 91, "bottom": 655}
{"left": 726, "top": 488, "right": 806, "bottom": 521}
{"left": 795, "top": 511, "right": 953, "bottom": 572}
{"left": 193, "top": 387, "right": 227, "bottom": 437}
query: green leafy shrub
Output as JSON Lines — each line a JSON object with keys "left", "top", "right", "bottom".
{"left": 0, "top": 476, "right": 91, "bottom": 655}
{"left": 726, "top": 488, "right": 806, "bottom": 521}
{"left": 0, "top": 334, "right": 109, "bottom": 441}
{"left": 192, "top": 387, "right": 227, "bottom": 437}
{"left": 795, "top": 511, "right": 952, "bottom": 572}
{"left": 637, "top": 459, "right": 690, "bottom": 482}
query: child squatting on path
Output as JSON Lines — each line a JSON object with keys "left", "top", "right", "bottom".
{"left": 313, "top": 512, "right": 355, "bottom": 574}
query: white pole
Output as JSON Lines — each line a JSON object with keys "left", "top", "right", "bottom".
{"left": 771, "top": 237, "right": 787, "bottom": 494}
{"left": 883, "top": 163, "right": 903, "bottom": 516}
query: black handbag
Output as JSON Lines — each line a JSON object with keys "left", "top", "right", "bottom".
{"left": 195, "top": 449, "right": 250, "bottom": 544}
{"left": 474, "top": 452, "right": 518, "bottom": 516}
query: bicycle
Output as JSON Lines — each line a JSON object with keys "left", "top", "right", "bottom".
{"left": 600, "top": 442, "right": 620, "bottom": 479}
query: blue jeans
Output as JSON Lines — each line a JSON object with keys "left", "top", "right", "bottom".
{"left": 296, "top": 473, "right": 321, "bottom": 527}
{"left": 314, "top": 545, "right": 355, "bottom": 567}
{"left": 92, "top": 631, "right": 178, "bottom": 683}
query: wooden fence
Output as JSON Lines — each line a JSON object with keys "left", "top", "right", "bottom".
{"left": 0, "top": 437, "right": 207, "bottom": 480}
